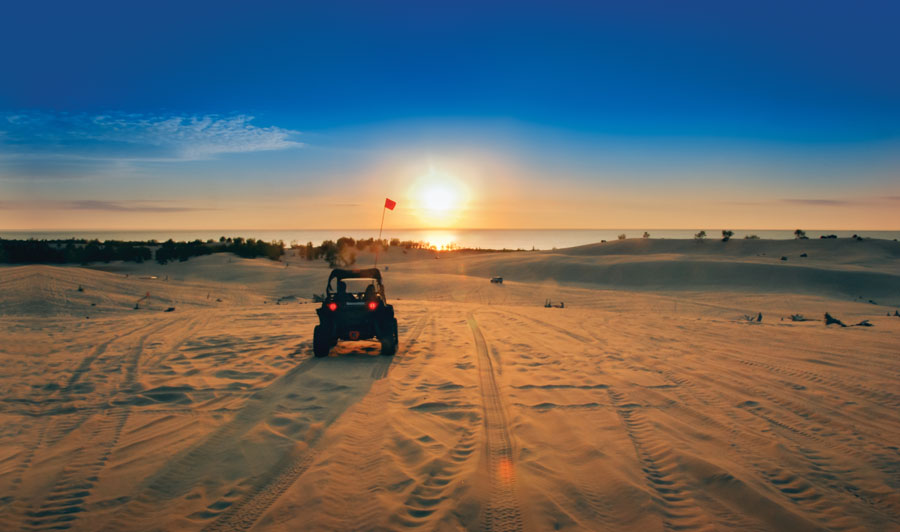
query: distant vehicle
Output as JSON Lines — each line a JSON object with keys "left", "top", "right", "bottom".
{"left": 490, "top": 276, "right": 503, "bottom": 284}
{"left": 313, "top": 268, "right": 398, "bottom": 357}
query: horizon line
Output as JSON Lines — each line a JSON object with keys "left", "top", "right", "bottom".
{"left": 4, "top": 227, "right": 900, "bottom": 233}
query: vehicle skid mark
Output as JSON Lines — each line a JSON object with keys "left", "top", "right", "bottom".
{"left": 467, "top": 312, "right": 523, "bottom": 532}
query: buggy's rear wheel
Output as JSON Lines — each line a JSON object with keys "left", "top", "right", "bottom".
{"left": 313, "top": 325, "right": 331, "bottom": 358}
{"left": 380, "top": 318, "right": 398, "bottom": 356}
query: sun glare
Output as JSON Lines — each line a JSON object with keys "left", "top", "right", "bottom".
{"left": 422, "top": 232, "right": 458, "bottom": 250}
{"left": 422, "top": 183, "right": 456, "bottom": 213}
{"left": 410, "top": 168, "right": 469, "bottom": 227}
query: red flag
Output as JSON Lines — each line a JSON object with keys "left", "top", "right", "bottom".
{"left": 384, "top": 197, "right": 396, "bottom": 210}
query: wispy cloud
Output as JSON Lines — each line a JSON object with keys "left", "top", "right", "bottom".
{"left": 0, "top": 111, "right": 303, "bottom": 162}
{"left": 781, "top": 198, "right": 853, "bottom": 206}
{"left": 64, "top": 200, "right": 216, "bottom": 212}
{"left": 723, "top": 200, "right": 764, "bottom": 206}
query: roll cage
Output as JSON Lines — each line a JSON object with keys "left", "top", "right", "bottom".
{"left": 326, "top": 268, "right": 387, "bottom": 300}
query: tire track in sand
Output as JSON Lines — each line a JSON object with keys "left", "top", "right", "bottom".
{"left": 202, "top": 312, "right": 433, "bottom": 532}
{"left": 23, "top": 319, "right": 184, "bottom": 531}
{"left": 370, "top": 310, "right": 431, "bottom": 380}
{"left": 40, "top": 319, "right": 166, "bottom": 447}
{"left": 393, "top": 425, "right": 478, "bottom": 527}
{"left": 467, "top": 312, "right": 523, "bottom": 532}
{"left": 21, "top": 412, "right": 129, "bottom": 531}
{"left": 390, "top": 311, "right": 480, "bottom": 528}
{"left": 295, "top": 313, "right": 436, "bottom": 530}
{"left": 98, "top": 354, "right": 322, "bottom": 532}
{"left": 0, "top": 422, "right": 49, "bottom": 532}
{"left": 607, "top": 388, "right": 715, "bottom": 532}
{"left": 1, "top": 320, "right": 171, "bottom": 531}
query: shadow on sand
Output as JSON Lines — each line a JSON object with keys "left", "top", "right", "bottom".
{"left": 102, "top": 347, "right": 396, "bottom": 530}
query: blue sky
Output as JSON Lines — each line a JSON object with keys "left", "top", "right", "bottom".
{"left": 1, "top": 0, "right": 898, "bottom": 230}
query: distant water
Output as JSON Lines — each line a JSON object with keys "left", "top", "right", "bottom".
{"left": 3, "top": 229, "right": 898, "bottom": 250}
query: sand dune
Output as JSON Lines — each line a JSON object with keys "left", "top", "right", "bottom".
{"left": 389, "top": 238, "right": 900, "bottom": 304}
{"left": 1, "top": 240, "right": 899, "bottom": 531}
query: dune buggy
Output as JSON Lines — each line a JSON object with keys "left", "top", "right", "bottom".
{"left": 313, "top": 268, "right": 399, "bottom": 357}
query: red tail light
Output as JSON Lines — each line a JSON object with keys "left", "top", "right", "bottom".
{"left": 327, "top": 302, "right": 338, "bottom": 311}
{"left": 367, "top": 301, "right": 377, "bottom": 310}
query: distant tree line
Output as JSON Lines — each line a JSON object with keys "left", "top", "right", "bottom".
{"left": 219, "top": 237, "right": 285, "bottom": 261}
{"left": 154, "top": 237, "right": 285, "bottom": 264}
{"left": 2, "top": 233, "right": 573, "bottom": 267}
{"left": 0, "top": 239, "right": 154, "bottom": 264}
{"left": 290, "top": 236, "right": 518, "bottom": 268}
{"left": 292, "top": 237, "right": 436, "bottom": 268}
{"left": 0, "top": 237, "right": 284, "bottom": 265}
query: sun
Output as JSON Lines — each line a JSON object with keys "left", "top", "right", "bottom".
{"left": 410, "top": 168, "right": 468, "bottom": 226}
{"left": 422, "top": 182, "right": 457, "bottom": 213}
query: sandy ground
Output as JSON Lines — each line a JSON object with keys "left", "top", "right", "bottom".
{"left": 1, "top": 239, "right": 899, "bottom": 531}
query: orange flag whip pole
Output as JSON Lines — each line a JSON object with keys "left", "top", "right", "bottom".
{"left": 375, "top": 198, "right": 396, "bottom": 267}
